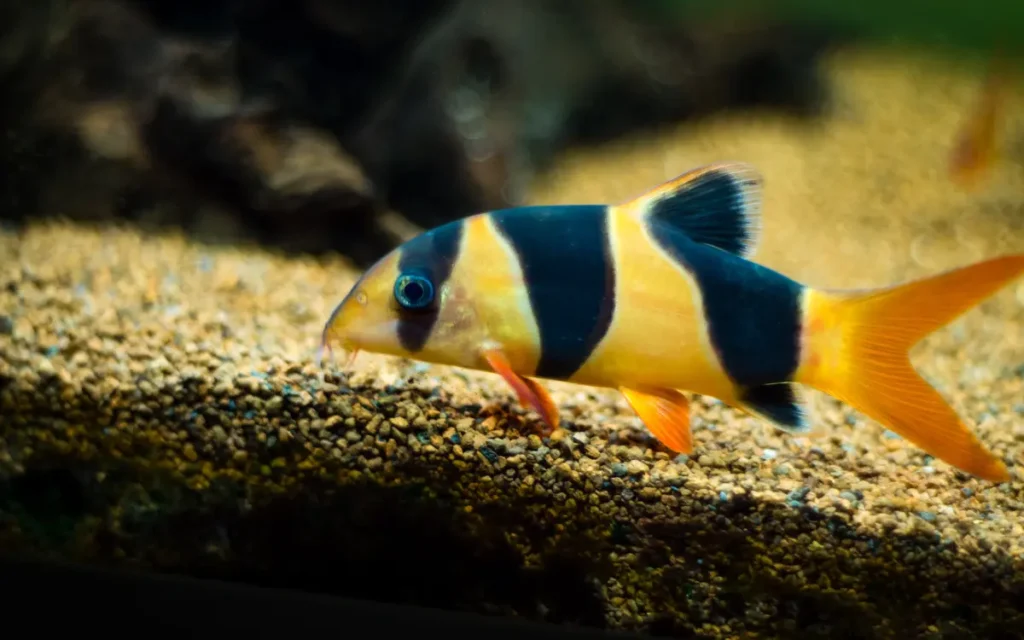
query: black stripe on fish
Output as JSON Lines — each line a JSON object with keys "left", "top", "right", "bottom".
{"left": 646, "top": 221, "right": 804, "bottom": 388}
{"left": 490, "top": 204, "right": 616, "bottom": 379}
{"left": 395, "top": 218, "right": 465, "bottom": 352}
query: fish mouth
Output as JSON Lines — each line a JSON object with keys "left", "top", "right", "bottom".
{"left": 316, "top": 328, "right": 361, "bottom": 372}
{"left": 316, "top": 288, "right": 362, "bottom": 371}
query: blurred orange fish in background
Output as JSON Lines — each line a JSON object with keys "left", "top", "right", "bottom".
{"left": 948, "top": 56, "right": 1009, "bottom": 190}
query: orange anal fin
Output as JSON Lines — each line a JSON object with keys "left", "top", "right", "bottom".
{"left": 482, "top": 349, "right": 559, "bottom": 433}
{"left": 619, "top": 386, "right": 693, "bottom": 455}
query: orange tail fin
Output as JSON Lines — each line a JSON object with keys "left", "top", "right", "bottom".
{"left": 796, "top": 255, "right": 1024, "bottom": 482}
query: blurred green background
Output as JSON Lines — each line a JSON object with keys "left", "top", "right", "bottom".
{"left": 649, "top": 0, "right": 1024, "bottom": 63}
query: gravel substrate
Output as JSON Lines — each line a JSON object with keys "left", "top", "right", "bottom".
{"left": 2, "top": 48, "right": 1024, "bottom": 639}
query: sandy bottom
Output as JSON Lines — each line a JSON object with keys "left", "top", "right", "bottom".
{"left": 2, "top": 46, "right": 1023, "bottom": 638}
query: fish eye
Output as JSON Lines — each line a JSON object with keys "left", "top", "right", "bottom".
{"left": 393, "top": 273, "right": 435, "bottom": 310}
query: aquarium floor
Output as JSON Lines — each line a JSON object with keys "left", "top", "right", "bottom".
{"left": 2, "top": 47, "right": 1024, "bottom": 638}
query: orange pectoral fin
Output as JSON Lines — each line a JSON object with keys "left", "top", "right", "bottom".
{"left": 619, "top": 386, "right": 693, "bottom": 455}
{"left": 482, "top": 348, "right": 560, "bottom": 432}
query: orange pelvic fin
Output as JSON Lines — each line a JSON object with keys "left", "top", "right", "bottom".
{"left": 482, "top": 348, "right": 560, "bottom": 433}
{"left": 619, "top": 386, "right": 693, "bottom": 455}
{"left": 798, "top": 254, "right": 1024, "bottom": 482}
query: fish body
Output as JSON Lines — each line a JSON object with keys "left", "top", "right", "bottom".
{"left": 321, "top": 162, "right": 1024, "bottom": 482}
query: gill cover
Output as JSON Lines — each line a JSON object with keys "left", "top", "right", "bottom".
{"left": 319, "top": 218, "right": 491, "bottom": 369}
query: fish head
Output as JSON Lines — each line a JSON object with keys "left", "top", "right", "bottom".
{"left": 319, "top": 219, "right": 486, "bottom": 369}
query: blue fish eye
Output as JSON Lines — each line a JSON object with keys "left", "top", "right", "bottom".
{"left": 394, "top": 273, "right": 435, "bottom": 310}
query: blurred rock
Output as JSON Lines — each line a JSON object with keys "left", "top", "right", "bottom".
{"left": 0, "top": 0, "right": 839, "bottom": 265}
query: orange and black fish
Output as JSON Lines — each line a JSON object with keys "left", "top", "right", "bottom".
{"left": 949, "top": 58, "right": 1007, "bottom": 189}
{"left": 319, "top": 162, "right": 1024, "bottom": 482}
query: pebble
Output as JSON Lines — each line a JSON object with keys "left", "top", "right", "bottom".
{"left": 625, "top": 460, "right": 647, "bottom": 476}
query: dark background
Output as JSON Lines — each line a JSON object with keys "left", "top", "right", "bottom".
{"left": 0, "top": 0, "right": 841, "bottom": 266}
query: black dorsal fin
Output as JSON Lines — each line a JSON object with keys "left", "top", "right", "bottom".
{"left": 629, "top": 162, "right": 763, "bottom": 259}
